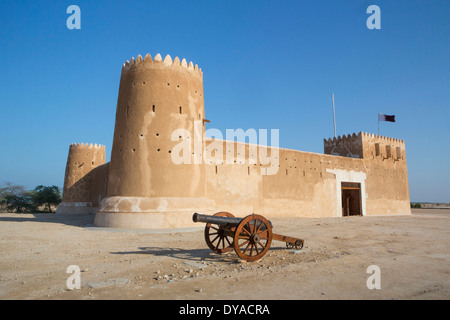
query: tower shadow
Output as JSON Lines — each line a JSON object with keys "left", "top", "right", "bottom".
{"left": 0, "top": 213, "right": 95, "bottom": 228}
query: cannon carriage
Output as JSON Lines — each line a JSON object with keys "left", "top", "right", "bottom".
{"left": 193, "top": 212, "right": 304, "bottom": 262}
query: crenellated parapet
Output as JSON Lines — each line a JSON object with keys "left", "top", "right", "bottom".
{"left": 360, "top": 132, "right": 406, "bottom": 160}
{"left": 121, "top": 53, "right": 203, "bottom": 79}
{"left": 324, "top": 132, "right": 363, "bottom": 158}
{"left": 360, "top": 131, "right": 405, "bottom": 144}
{"left": 324, "top": 132, "right": 406, "bottom": 160}
{"left": 69, "top": 142, "right": 106, "bottom": 150}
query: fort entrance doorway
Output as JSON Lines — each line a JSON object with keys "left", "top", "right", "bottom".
{"left": 341, "top": 182, "right": 362, "bottom": 216}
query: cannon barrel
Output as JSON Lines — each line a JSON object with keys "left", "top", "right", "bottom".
{"left": 193, "top": 212, "right": 243, "bottom": 226}
{"left": 193, "top": 212, "right": 273, "bottom": 228}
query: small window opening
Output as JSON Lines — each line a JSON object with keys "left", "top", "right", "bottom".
{"left": 386, "top": 145, "right": 392, "bottom": 158}
{"left": 396, "top": 147, "right": 401, "bottom": 160}
{"left": 375, "top": 143, "right": 380, "bottom": 157}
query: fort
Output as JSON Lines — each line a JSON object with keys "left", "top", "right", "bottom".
{"left": 56, "top": 53, "right": 411, "bottom": 228}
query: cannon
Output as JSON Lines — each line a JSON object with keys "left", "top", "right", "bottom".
{"left": 193, "top": 212, "right": 304, "bottom": 262}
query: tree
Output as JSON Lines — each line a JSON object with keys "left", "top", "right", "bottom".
{"left": 0, "top": 182, "right": 34, "bottom": 213}
{"left": 32, "top": 185, "right": 62, "bottom": 213}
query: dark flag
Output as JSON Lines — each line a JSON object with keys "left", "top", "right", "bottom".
{"left": 378, "top": 113, "right": 396, "bottom": 122}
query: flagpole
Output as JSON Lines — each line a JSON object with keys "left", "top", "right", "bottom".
{"left": 332, "top": 93, "right": 336, "bottom": 138}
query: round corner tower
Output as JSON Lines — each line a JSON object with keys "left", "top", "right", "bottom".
{"left": 95, "top": 53, "right": 215, "bottom": 229}
{"left": 57, "top": 143, "right": 106, "bottom": 214}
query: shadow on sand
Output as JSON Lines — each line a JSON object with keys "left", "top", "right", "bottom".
{"left": 109, "top": 244, "right": 288, "bottom": 263}
{"left": 0, "top": 213, "right": 95, "bottom": 227}
{"left": 109, "top": 246, "right": 237, "bottom": 263}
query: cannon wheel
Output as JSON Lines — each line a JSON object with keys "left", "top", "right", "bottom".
{"left": 286, "top": 240, "right": 303, "bottom": 250}
{"left": 295, "top": 239, "right": 304, "bottom": 250}
{"left": 204, "top": 212, "right": 235, "bottom": 254}
{"left": 234, "top": 214, "right": 273, "bottom": 262}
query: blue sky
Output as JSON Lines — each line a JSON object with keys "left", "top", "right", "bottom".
{"left": 0, "top": 0, "right": 449, "bottom": 202}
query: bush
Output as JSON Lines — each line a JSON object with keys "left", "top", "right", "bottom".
{"left": 410, "top": 202, "right": 422, "bottom": 208}
{"left": 0, "top": 183, "right": 35, "bottom": 213}
{"left": 32, "top": 185, "right": 62, "bottom": 213}
{"left": 0, "top": 183, "right": 62, "bottom": 213}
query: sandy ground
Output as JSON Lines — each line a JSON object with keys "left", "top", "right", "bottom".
{"left": 0, "top": 209, "right": 449, "bottom": 300}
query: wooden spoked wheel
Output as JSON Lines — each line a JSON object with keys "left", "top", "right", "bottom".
{"left": 204, "top": 212, "right": 235, "bottom": 254}
{"left": 294, "top": 239, "right": 304, "bottom": 250}
{"left": 234, "top": 214, "right": 273, "bottom": 262}
{"left": 286, "top": 240, "right": 304, "bottom": 250}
